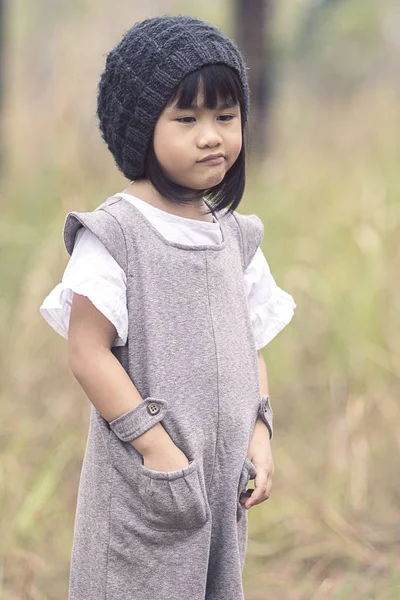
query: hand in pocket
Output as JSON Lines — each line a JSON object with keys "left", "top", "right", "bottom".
{"left": 142, "top": 438, "right": 190, "bottom": 472}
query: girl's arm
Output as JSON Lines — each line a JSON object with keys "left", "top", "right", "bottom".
{"left": 257, "top": 349, "right": 269, "bottom": 397}
{"left": 68, "top": 292, "right": 173, "bottom": 456}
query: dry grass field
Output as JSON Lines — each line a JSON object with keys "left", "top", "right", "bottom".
{"left": 0, "top": 2, "right": 399, "bottom": 598}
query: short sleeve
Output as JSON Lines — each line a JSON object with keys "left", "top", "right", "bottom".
{"left": 39, "top": 227, "right": 128, "bottom": 347}
{"left": 244, "top": 247, "right": 296, "bottom": 349}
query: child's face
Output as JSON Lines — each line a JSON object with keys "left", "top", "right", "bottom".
{"left": 153, "top": 88, "right": 242, "bottom": 191}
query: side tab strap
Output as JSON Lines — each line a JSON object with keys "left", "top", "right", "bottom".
{"left": 108, "top": 398, "right": 169, "bottom": 443}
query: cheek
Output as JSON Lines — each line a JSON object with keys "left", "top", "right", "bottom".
{"left": 153, "top": 130, "right": 166, "bottom": 160}
{"left": 230, "top": 128, "right": 243, "bottom": 160}
{"left": 153, "top": 120, "right": 172, "bottom": 156}
{"left": 234, "top": 134, "right": 242, "bottom": 153}
{"left": 154, "top": 126, "right": 184, "bottom": 163}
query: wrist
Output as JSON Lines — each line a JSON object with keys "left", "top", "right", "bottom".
{"left": 130, "top": 422, "right": 171, "bottom": 455}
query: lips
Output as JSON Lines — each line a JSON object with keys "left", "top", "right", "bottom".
{"left": 198, "top": 153, "right": 225, "bottom": 162}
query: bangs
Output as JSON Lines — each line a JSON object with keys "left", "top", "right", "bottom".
{"left": 167, "top": 64, "right": 245, "bottom": 117}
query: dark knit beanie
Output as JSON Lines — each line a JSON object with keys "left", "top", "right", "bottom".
{"left": 96, "top": 14, "right": 250, "bottom": 180}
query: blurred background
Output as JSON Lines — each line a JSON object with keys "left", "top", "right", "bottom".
{"left": 1, "top": 1, "right": 399, "bottom": 598}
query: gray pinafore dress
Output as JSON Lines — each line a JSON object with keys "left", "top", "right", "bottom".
{"left": 63, "top": 194, "right": 264, "bottom": 600}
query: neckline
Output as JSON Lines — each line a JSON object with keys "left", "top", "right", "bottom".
{"left": 114, "top": 195, "right": 227, "bottom": 251}
{"left": 118, "top": 192, "right": 219, "bottom": 227}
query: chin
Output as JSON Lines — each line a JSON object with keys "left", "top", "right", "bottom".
{"left": 198, "top": 170, "right": 227, "bottom": 188}
{"left": 202, "top": 174, "right": 226, "bottom": 188}
{"left": 176, "top": 170, "right": 226, "bottom": 191}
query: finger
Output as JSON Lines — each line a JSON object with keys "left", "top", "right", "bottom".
{"left": 239, "top": 490, "right": 253, "bottom": 507}
{"left": 245, "top": 475, "right": 271, "bottom": 508}
{"left": 244, "top": 488, "right": 264, "bottom": 508}
{"left": 245, "top": 473, "right": 272, "bottom": 508}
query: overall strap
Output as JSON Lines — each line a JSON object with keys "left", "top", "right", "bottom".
{"left": 63, "top": 196, "right": 128, "bottom": 274}
{"left": 231, "top": 211, "right": 264, "bottom": 271}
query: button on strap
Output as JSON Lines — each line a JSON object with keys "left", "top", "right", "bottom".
{"left": 109, "top": 397, "right": 169, "bottom": 442}
{"left": 147, "top": 401, "right": 161, "bottom": 416}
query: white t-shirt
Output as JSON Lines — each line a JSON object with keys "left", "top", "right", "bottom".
{"left": 40, "top": 192, "right": 296, "bottom": 350}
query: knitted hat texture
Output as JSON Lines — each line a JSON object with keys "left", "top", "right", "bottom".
{"left": 96, "top": 14, "right": 249, "bottom": 180}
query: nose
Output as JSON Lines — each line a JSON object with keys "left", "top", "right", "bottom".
{"left": 197, "top": 123, "right": 223, "bottom": 148}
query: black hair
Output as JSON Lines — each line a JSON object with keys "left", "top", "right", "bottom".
{"left": 137, "top": 64, "right": 247, "bottom": 217}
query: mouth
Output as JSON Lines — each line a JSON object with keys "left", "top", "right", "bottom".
{"left": 198, "top": 153, "right": 226, "bottom": 164}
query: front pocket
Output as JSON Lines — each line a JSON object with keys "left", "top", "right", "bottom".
{"left": 138, "top": 458, "right": 209, "bottom": 532}
{"left": 237, "top": 458, "right": 257, "bottom": 519}
{"left": 239, "top": 457, "right": 257, "bottom": 493}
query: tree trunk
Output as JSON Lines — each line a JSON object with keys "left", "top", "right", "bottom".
{"left": 0, "top": 0, "right": 5, "bottom": 177}
{"left": 234, "top": 0, "right": 273, "bottom": 159}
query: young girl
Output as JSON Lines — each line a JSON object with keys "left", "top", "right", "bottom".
{"left": 40, "top": 14, "right": 296, "bottom": 600}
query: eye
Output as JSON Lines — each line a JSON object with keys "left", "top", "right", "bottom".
{"left": 176, "top": 117, "right": 196, "bottom": 123}
{"left": 218, "top": 115, "right": 234, "bottom": 121}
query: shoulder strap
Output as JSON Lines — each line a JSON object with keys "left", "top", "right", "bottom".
{"left": 231, "top": 211, "right": 264, "bottom": 271}
{"left": 63, "top": 196, "right": 128, "bottom": 273}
